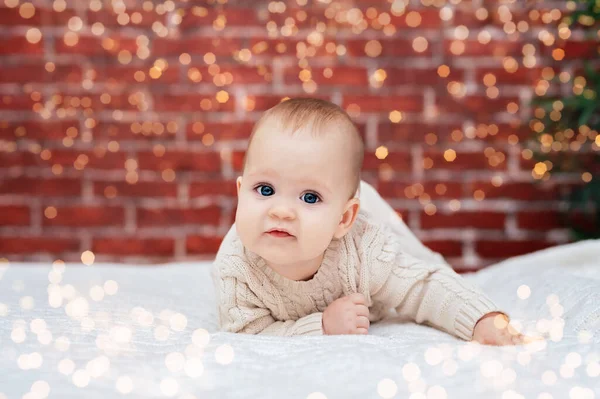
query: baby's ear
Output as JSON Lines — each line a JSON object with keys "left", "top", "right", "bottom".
{"left": 334, "top": 198, "right": 360, "bottom": 239}
{"left": 236, "top": 176, "right": 243, "bottom": 195}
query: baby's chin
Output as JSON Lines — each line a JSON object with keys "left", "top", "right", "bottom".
{"left": 253, "top": 245, "right": 297, "bottom": 265}
{"left": 255, "top": 241, "right": 331, "bottom": 268}
{"left": 238, "top": 234, "right": 289, "bottom": 255}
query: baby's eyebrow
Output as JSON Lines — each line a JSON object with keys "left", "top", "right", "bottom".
{"left": 294, "top": 178, "right": 332, "bottom": 195}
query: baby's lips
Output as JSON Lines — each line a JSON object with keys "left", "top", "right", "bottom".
{"left": 267, "top": 230, "right": 294, "bottom": 237}
{"left": 266, "top": 228, "right": 294, "bottom": 236}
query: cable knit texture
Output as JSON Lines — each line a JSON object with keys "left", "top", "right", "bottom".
{"left": 211, "top": 207, "right": 506, "bottom": 341}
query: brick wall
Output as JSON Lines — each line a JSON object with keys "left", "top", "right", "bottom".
{"left": 0, "top": 0, "right": 592, "bottom": 270}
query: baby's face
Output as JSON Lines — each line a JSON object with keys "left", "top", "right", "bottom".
{"left": 235, "top": 125, "right": 355, "bottom": 268}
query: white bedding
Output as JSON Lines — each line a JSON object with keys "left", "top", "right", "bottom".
{"left": 1, "top": 240, "right": 599, "bottom": 399}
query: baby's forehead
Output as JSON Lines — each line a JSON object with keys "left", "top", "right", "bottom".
{"left": 254, "top": 119, "right": 348, "bottom": 147}
{"left": 250, "top": 128, "right": 351, "bottom": 173}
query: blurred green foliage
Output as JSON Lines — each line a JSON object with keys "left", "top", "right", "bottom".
{"left": 527, "top": 0, "right": 599, "bottom": 240}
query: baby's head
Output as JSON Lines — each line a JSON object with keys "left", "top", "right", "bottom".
{"left": 235, "top": 97, "right": 364, "bottom": 267}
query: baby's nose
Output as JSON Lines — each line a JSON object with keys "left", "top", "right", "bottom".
{"left": 268, "top": 204, "right": 296, "bottom": 220}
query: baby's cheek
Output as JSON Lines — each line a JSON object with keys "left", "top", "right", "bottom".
{"left": 314, "top": 208, "right": 339, "bottom": 233}
{"left": 236, "top": 199, "right": 254, "bottom": 222}
{"left": 235, "top": 207, "right": 256, "bottom": 241}
{"left": 301, "top": 215, "right": 337, "bottom": 250}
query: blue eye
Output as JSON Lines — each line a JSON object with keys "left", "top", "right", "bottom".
{"left": 302, "top": 192, "right": 320, "bottom": 204}
{"left": 256, "top": 185, "right": 274, "bottom": 196}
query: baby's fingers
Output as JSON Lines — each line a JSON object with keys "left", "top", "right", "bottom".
{"left": 519, "top": 334, "right": 544, "bottom": 345}
{"left": 355, "top": 327, "right": 369, "bottom": 335}
{"left": 355, "top": 304, "right": 369, "bottom": 318}
{"left": 356, "top": 315, "right": 370, "bottom": 330}
{"left": 509, "top": 334, "right": 541, "bottom": 346}
{"left": 504, "top": 332, "right": 539, "bottom": 346}
{"left": 348, "top": 293, "right": 366, "bottom": 305}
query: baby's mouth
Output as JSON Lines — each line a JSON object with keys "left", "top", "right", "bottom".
{"left": 266, "top": 229, "right": 294, "bottom": 238}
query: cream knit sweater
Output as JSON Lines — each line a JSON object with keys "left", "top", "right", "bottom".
{"left": 211, "top": 207, "right": 504, "bottom": 341}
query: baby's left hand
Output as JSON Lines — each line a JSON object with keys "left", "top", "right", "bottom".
{"left": 472, "top": 312, "right": 540, "bottom": 346}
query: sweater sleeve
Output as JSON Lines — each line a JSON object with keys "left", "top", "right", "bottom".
{"left": 214, "top": 272, "right": 324, "bottom": 336}
{"left": 358, "top": 180, "right": 450, "bottom": 266}
{"left": 368, "top": 226, "right": 506, "bottom": 341}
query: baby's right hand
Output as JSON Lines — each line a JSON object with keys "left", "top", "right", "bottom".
{"left": 322, "top": 293, "right": 370, "bottom": 335}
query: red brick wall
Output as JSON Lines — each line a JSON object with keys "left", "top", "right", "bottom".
{"left": 0, "top": 0, "right": 589, "bottom": 270}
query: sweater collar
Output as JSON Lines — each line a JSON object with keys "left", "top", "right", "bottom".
{"left": 249, "top": 237, "right": 342, "bottom": 293}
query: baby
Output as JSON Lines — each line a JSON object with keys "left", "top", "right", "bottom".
{"left": 211, "top": 97, "right": 534, "bottom": 345}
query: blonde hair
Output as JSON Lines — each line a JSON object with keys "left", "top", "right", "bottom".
{"left": 243, "top": 97, "right": 364, "bottom": 199}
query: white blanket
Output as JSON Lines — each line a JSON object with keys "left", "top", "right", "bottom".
{"left": 1, "top": 240, "right": 599, "bottom": 399}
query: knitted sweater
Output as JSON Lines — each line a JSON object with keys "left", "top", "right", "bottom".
{"left": 211, "top": 208, "right": 504, "bottom": 341}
